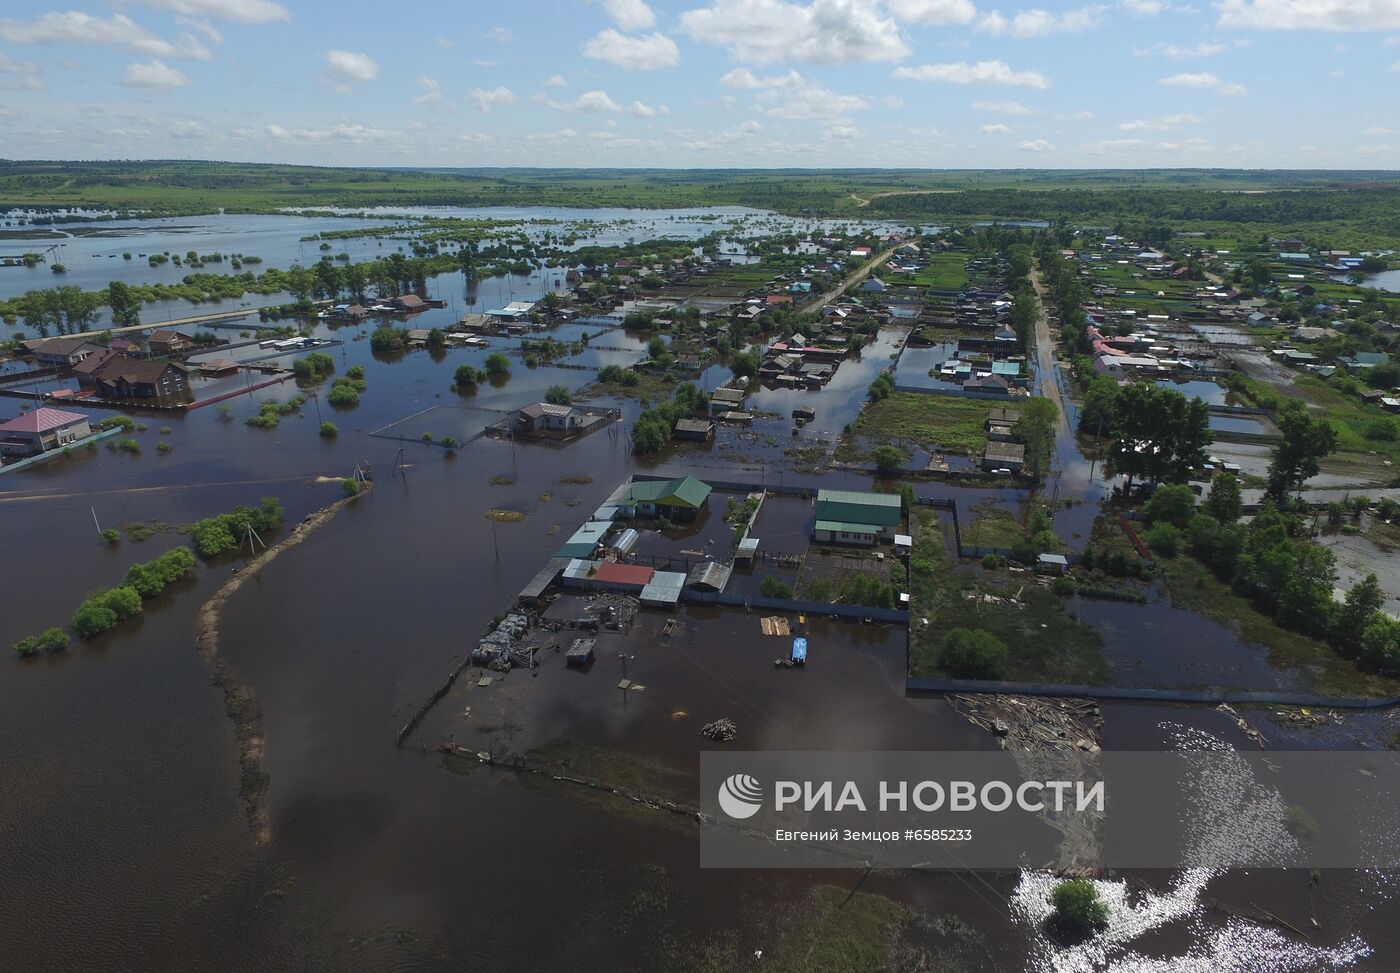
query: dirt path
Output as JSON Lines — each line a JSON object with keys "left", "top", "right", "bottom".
{"left": 799, "top": 244, "right": 901, "bottom": 313}
{"left": 847, "top": 189, "right": 954, "bottom": 209}
{"left": 194, "top": 483, "right": 371, "bottom": 844}
{"left": 1029, "top": 266, "right": 1068, "bottom": 428}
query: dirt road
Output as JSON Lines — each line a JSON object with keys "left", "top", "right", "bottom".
{"left": 1029, "top": 266, "right": 1068, "bottom": 428}
{"left": 800, "top": 245, "right": 901, "bottom": 313}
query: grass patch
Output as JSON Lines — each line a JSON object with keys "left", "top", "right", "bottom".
{"left": 558, "top": 474, "right": 594, "bottom": 485}
{"left": 844, "top": 390, "right": 990, "bottom": 458}
{"left": 484, "top": 509, "right": 525, "bottom": 523}
{"left": 967, "top": 501, "right": 1023, "bottom": 549}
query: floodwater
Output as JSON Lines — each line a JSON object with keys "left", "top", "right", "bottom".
{"left": 1072, "top": 593, "right": 1313, "bottom": 692}
{"left": 3, "top": 215, "right": 1398, "bottom": 970}
{"left": 1357, "top": 269, "right": 1400, "bottom": 293}
{"left": 1209, "top": 414, "right": 1268, "bottom": 436}
{"left": 1156, "top": 378, "right": 1228, "bottom": 406}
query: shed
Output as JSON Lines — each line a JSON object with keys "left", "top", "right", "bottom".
{"left": 557, "top": 522, "right": 608, "bottom": 558}
{"left": 813, "top": 489, "right": 901, "bottom": 543}
{"left": 606, "top": 528, "right": 639, "bottom": 556}
{"left": 982, "top": 442, "right": 1026, "bottom": 473}
{"left": 640, "top": 571, "right": 686, "bottom": 607}
{"left": 1037, "top": 553, "right": 1069, "bottom": 575}
{"left": 673, "top": 417, "right": 716, "bottom": 443}
{"left": 686, "top": 561, "right": 732, "bottom": 592}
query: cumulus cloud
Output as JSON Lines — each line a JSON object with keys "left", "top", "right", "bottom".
{"left": 266, "top": 121, "right": 398, "bottom": 144}
{"left": 972, "top": 98, "right": 1034, "bottom": 113}
{"left": 545, "top": 74, "right": 568, "bottom": 87}
{"left": 0, "top": 12, "right": 212, "bottom": 60}
{"left": 1119, "top": 112, "right": 1202, "bottom": 130}
{"left": 976, "top": 5, "right": 1104, "bottom": 36}
{"left": 1159, "top": 70, "right": 1246, "bottom": 94}
{"left": 321, "top": 49, "right": 378, "bottom": 92}
{"left": 469, "top": 85, "right": 518, "bottom": 112}
{"left": 120, "top": 58, "right": 192, "bottom": 89}
{"left": 894, "top": 60, "right": 1050, "bottom": 88}
{"left": 719, "top": 68, "right": 868, "bottom": 119}
{"left": 604, "top": 0, "right": 658, "bottom": 29}
{"left": 0, "top": 52, "right": 45, "bottom": 91}
{"left": 1218, "top": 0, "right": 1400, "bottom": 30}
{"left": 980, "top": 123, "right": 1013, "bottom": 133}
{"left": 886, "top": 0, "right": 977, "bottom": 24}
{"left": 681, "top": 0, "right": 909, "bottom": 64}
{"left": 1017, "top": 138, "right": 1054, "bottom": 151}
{"left": 414, "top": 75, "right": 444, "bottom": 104}
{"left": 582, "top": 29, "right": 680, "bottom": 69}
{"left": 1121, "top": 0, "right": 1164, "bottom": 12}
{"left": 131, "top": 0, "right": 290, "bottom": 23}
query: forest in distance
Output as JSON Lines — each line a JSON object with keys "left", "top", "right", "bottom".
{"left": 2, "top": 161, "right": 1400, "bottom": 246}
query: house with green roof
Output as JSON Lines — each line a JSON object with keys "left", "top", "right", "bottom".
{"left": 621, "top": 476, "right": 713, "bottom": 521}
{"left": 813, "top": 488, "right": 902, "bottom": 546}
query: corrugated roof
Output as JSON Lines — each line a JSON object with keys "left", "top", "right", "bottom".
{"left": 815, "top": 520, "right": 878, "bottom": 534}
{"left": 815, "top": 489, "right": 901, "bottom": 528}
{"left": 686, "top": 561, "right": 732, "bottom": 592}
{"left": 593, "top": 562, "right": 654, "bottom": 587}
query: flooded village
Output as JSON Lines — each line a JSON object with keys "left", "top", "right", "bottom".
{"left": 4, "top": 201, "right": 1400, "bottom": 973}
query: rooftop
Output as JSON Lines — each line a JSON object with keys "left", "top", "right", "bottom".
{"left": 0, "top": 407, "right": 90, "bottom": 434}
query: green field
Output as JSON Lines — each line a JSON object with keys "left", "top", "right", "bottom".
{"left": 844, "top": 390, "right": 991, "bottom": 458}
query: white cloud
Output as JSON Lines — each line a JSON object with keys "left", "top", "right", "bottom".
{"left": 546, "top": 74, "right": 568, "bottom": 87}
{"left": 414, "top": 75, "right": 444, "bottom": 104}
{"left": 1218, "top": 0, "right": 1400, "bottom": 31}
{"left": 881, "top": 94, "right": 904, "bottom": 108}
{"left": 824, "top": 122, "right": 861, "bottom": 140}
{"left": 0, "top": 52, "right": 44, "bottom": 91}
{"left": 1364, "top": 125, "right": 1392, "bottom": 134}
{"left": 1017, "top": 138, "right": 1054, "bottom": 151}
{"left": 469, "top": 85, "right": 518, "bottom": 112}
{"left": 485, "top": 26, "right": 512, "bottom": 43}
{"left": 582, "top": 29, "right": 680, "bottom": 69}
{"left": 1119, "top": 112, "right": 1202, "bottom": 130}
{"left": 604, "top": 0, "right": 658, "bottom": 29}
{"left": 976, "top": 6, "right": 1104, "bottom": 36}
{"left": 980, "top": 123, "right": 1013, "bottom": 133}
{"left": 321, "top": 49, "right": 378, "bottom": 92}
{"left": 739, "top": 119, "right": 764, "bottom": 132}
{"left": 719, "top": 68, "right": 869, "bottom": 119}
{"left": 680, "top": 0, "right": 909, "bottom": 64}
{"left": 1122, "top": 0, "right": 1162, "bottom": 11}
{"left": 1159, "top": 71, "right": 1246, "bottom": 94}
{"left": 1155, "top": 41, "right": 1228, "bottom": 56}
{"left": 627, "top": 100, "right": 670, "bottom": 117}
{"left": 887, "top": 0, "right": 977, "bottom": 24}
{"left": 0, "top": 12, "right": 212, "bottom": 60}
{"left": 175, "top": 17, "right": 223, "bottom": 43}
{"left": 545, "top": 89, "right": 622, "bottom": 112}
{"left": 120, "top": 58, "right": 192, "bottom": 89}
{"left": 266, "top": 121, "right": 398, "bottom": 144}
{"left": 894, "top": 60, "right": 1050, "bottom": 88}
{"left": 972, "top": 98, "right": 1034, "bottom": 113}
{"left": 131, "top": 0, "right": 290, "bottom": 23}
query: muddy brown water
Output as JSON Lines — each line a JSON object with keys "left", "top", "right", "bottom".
{"left": 3, "top": 313, "right": 1399, "bottom": 970}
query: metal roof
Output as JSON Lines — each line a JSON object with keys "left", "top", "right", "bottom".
{"left": 686, "top": 561, "right": 732, "bottom": 592}
{"left": 0, "top": 408, "right": 90, "bottom": 433}
{"left": 592, "top": 562, "right": 655, "bottom": 587}
{"left": 815, "top": 519, "right": 878, "bottom": 534}
{"left": 640, "top": 571, "right": 686, "bottom": 605}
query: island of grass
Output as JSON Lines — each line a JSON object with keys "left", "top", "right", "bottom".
{"left": 839, "top": 391, "right": 989, "bottom": 462}
{"left": 907, "top": 507, "right": 1109, "bottom": 684}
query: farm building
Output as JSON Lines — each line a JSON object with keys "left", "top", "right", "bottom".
{"left": 812, "top": 489, "right": 902, "bottom": 546}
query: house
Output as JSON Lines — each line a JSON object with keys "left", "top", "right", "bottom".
{"left": 516, "top": 402, "right": 583, "bottom": 433}
{"left": 982, "top": 442, "right": 1026, "bottom": 474}
{"left": 73, "top": 348, "right": 120, "bottom": 388}
{"left": 1339, "top": 352, "right": 1390, "bottom": 373}
{"left": 0, "top": 408, "right": 92, "bottom": 458}
{"left": 335, "top": 304, "right": 369, "bottom": 321}
{"left": 390, "top": 294, "right": 427, "bottom": 313}
{"left": 672, "top": 418, "right": 715, "bottom": 443}
{"left": 708, "top": 386, "right": 748, "bottom": 415}
{"left": 812, "top": 489, "right": 902, "bottom": 546}
{"left": 1246, "top": 312, "right": 1273, "bottom": 328}
{"left": 860, "top": 277, "right": 887, "bottom": 293}
{"left": 22, "top": 337, "right": 106, "bottom": 367}
{"left": 91, "top": 359, "right": 193, "bottom": 405}
{"left": 147, "top": 329, "right": 194, "bottom": 356}
{"left": 621, "top": 476, "right": 712, "bottom": 521}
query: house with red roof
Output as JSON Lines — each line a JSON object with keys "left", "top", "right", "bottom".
{"left": 0, "top": 408, "right": 92, "bottom": 458}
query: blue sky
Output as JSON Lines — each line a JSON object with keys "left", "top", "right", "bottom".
{"left": 1, "top": 0, "right": 1398, "bottom": 168}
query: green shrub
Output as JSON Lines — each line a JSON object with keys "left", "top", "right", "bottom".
{"left": 327, "top": 379, "right": 361, "bottom": 407}
{"left": 1049, "top": 879, "right": 1109, "bottom": 939}
{"left": 319, "top": 421, "right": 338, "bottom": 437}
{"left": 97, "top": 415, "right": 133, "bottom": 431}
{"left": 484, "top": 352, "right": 511, "bottom": 376}
{"left": 454, "top": 364, "right": 480, "bottom": 388}
{"left": 871, "top": 444, "right": 904, "bottom": 474}
{"left": 189, "top": 497, "right": 283, "bottom": 558}
{"left": 100, "top": 528, "right": 120, "bottom": 544}
{"left": 1145, "top": 521, "right": 1180, "bottom": 558}
{"left": 341, "top": 478, "right": 360, "bottom": 497}
{"left": 369, "top": 326, "right": 406, "bottom": 353}
{"left": 759, "top": 576, "right": 793, "bottom": 599}
{"left": 156, "top": 441, "right": 172, "bottom": 454}
{"left": 940, "top": 628, "right": 1008, "bottom": 680}
{"left": 15, "top": 627, "right": 68, "bottom": 655}
{"left": 117, "top": 438, "right": 140, "bottom": 453}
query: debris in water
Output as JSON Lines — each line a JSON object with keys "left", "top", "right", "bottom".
{"left": 701, "top": 718, "right": 738, "bottom": 741}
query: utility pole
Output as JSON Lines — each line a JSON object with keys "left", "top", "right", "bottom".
{"left": 91, "top": 506, "right": 103, "bottom": 536}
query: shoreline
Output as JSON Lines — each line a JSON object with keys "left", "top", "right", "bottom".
{"left": 193, "top": 483, "right": 371, "bottom": 844}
